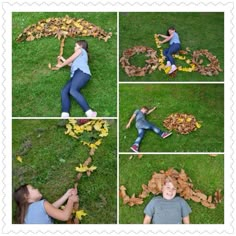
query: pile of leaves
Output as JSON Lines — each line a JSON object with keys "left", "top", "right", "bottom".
{"left": 163, "top": 113, "right": 202, "bottom": 134}
{"left": 64, "top": 119, "right": 109, "bottom": 149}
{"left": 16, "top": 15, "right": 112, "bottom": 42}
{"left": 120, "top": 167, "right": 223, "bottom": 209}
{"left": 120, "top": 46, "right": 159, "bottom": 77}
{"left": 192, "top": 49, "right": 223, "bottom": 76}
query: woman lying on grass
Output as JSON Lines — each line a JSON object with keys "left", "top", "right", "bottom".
{"left": 13, "top": 184, "right": 78, "bottom": 224}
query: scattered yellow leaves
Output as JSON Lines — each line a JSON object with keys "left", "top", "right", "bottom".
{"left": 64, "top": 119, "right": 109, "bottom": 149}
{"left": 16, "top": 156, "right": 23, "bottom": 163}
{"left": 75, "top": 210, "right": 87, "bottom": 220}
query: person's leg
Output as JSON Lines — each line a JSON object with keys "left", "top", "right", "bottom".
{"left": 163, "top": 48, "right": 171, "bottom": 67}
{"left": 166, "top": 43, "right": 181, "bottom": 65}
{"left": 148, "top": 123, "right": 172, "bottom": 139}
{"left": 69, "top": 69, "right": 93, "bottom": 114}
{"left": 131, "top": 128, "right": 145, "bottom": 152}
{"left": 148, "top": 123, "right": 164, "bottom": 137}
{"left": 61, "top": 78, "right": 73, "bottom": 115}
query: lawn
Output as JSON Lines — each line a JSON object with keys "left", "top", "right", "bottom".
{"left": 119, "top": 154, "right": 224, "bottom": 224}
{"left": 119, "top": 12, "right": 224, "bottom": 81}
{"left": 12, "top": 12, "right": 117, "bottom": 117}
{"left": 12, "top": 119, "right": 117, "bottom": 224}
{"left": 119, "top": 84, "right": 224, "bottom": 152}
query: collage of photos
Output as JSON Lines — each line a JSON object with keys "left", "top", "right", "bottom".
{"left": 12, "top": 12, "right": 224, "bottom": 225}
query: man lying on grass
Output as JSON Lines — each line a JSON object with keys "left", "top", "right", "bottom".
{"left": 126, "top": 106, "right": 172, "bottom": 152}
{"left": 143, "top": 177, "right": 192, "bottom": 224}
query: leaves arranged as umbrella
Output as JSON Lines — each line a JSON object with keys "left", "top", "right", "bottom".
{"left": 120, "top": 167, "right": 223, "bottom": 209}
{"left": 16, "top": 15, "right": 112, "bottom": 69}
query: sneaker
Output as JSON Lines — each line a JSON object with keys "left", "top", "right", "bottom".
{"left": 130, "top": 144, "right": 139, "bottom": 153}
{"left": 168, "top": 65, "right": 177, "bottom": 74}
{"left": 61, "top": 112, "right": 70, "bottom": 118}
{"left": 165, "top": 61, "right": 171, "bottom": 68}
{"left": 161, "top": 132, "right": 172, "bottom": 139}
{"left": 85, "top": 109, "right": 97, "bottom": 117}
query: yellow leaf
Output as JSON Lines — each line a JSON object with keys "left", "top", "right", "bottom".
{"left": 186, "top": 117, "right": 192, "bottom": 122}
{"left": 177, "top": 118, "right": 184, "bottom": 123}
{"left": 88, "top": 165, "right": 97, "bottom": 172}
{"left": 95, "top": 139, "right": 102, "bottom": 146}
{"left": 16, "top": 156, "right": 23, "bottom": 163}
{"left": 89, "top": 143, "right": 98, "bottom": 149}
{"left": 75, "top": 164, "right": 88, "bottom": 172}
{"left": 196, "top": 122, "right": 201, "bottom": 128}
{"left": 94, "top": 121, "right": 102, "bottom": 131}
{"left": 84, "top": 125, "right": 92, "bottom": 131}
{"left": 75, "top": 210, "right": 87, "bottom": 220}
{"left": 65, "top": 124, "right": 73, "bottom": 134}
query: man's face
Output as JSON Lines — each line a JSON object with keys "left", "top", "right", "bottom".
{"left": 162, "top": 181, "right": 177, "bottom": 200}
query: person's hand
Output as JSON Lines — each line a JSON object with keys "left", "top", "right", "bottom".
{"left": 126, "top": 123, "right": 130, "bottom": 129}
{"left": 57, "top": 56, "right": 65, "bottom": 62}
{"left": 69, "top": 194, "right": 79, "bottom": 203}
{"left": 65, "top": 188, "right": 76, "bottom": 198}
{"left": 153, "top": 106, "right": 157, "bottom": 110}
{"left": 55, "top": 63, "right": 63, "bottom": 69}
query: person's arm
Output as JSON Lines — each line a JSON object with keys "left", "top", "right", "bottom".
{"left": 157, "top": 34, "right": 169, "bottom": 39}
{"left": 143, "top": 215, "right": 152, "bottom": 224}
{"left": 56, "top": 48, "right": 82, "bottom": 68}
{"left": 126, "top": 113, "right": 136, "bottom": 129}
{"left": 183, "top": 215, "right": 190, "bottom": 224}
{"left": 44, "top": 195, "right": 79, "bottom": 221}
{"left": 146, "top": 107, "right": 157, "bottom": 115}
{"left": 52, "top": 188, "right": 76, "bottom": 208}
{"left": 160, "top": 33, "right": 174, "bottom": 44}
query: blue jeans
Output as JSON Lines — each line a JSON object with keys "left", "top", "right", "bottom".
{"left": 61, "top": 69, "right": 91, "bottom": 113}
{"left": 133, "top": 123, "right": 164, "bottom": 146}
{"left": 163, "top": 43, "right": 181, "bottom": 65}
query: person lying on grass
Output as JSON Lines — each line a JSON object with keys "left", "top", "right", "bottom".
{"left": 126, "top": 106, "right": 172, "bottom": 152}
{"left": 157, "top": 26, "right": 181, "bottom": 74}
{"left": 56, "top": 40, "right": 97, "bottom": 118}
{"left": 143, "top": 177, "right": 192, "bottom": 224}
{"left": 13, "top": 184, "right": 78, "bottom": 224}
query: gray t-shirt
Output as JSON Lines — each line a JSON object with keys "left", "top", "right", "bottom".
{"left": 24, "top": 199, "right": 53, "bottom": 224}
{"left": 134, "top": 109, "right": 150, "bottom": 129}
{"left": 144, "top": 196, "right": 192, "bottom": 224}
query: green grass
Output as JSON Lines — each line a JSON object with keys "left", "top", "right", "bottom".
{"left": 12, "top": 119, "right": 117, "bottom": 224}
{"left": 12, "top": 12, "right": 117, "bottom": 117}
{"left": 119, "top": 84, "right": 224, "bottom": 152}
{"left": 119, "top": 154, "right": 224, "bottom": 224}
{"left": 119, "top": 12, "right": 224, "bottom": 81}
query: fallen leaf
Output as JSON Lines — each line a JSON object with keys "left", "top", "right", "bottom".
{"left": 75, "top": 210, "right": 87, "bottom": 220}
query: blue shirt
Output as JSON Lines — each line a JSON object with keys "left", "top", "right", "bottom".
{"left": 70, "top": 48, "right": 91, "bottom": 78}
{"left": 24, "top": 199, "right": 53, "bottom": 224}
{"left": 170, "top": 32, "right": 180, "bottom": 45}
{"left": 134, "top": 109, "right": 150, "bottom": 129}
{"left": 144, "top": 196, "right": 192, "bottom": 224}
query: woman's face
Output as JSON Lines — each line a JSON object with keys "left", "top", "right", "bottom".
{"left": 168, "top": 29, "right": 175, "bottom": 35}
{"left": 74, "top": 43, "right": 81, "bottom": 52}
{"left": 26, "top": 185, "right": 42, "bottom": 203}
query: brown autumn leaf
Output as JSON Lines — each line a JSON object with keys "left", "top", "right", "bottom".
{"left": 190, "top": 195, "right": 201, "bottom": 203}
{"left": 214, "top": 189, "right": 223, "bottom": 203}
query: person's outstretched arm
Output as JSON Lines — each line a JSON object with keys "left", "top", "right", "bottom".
{"left": 159, "top": 33, "right": 174, "bottom": 44}
{"left": 56, "top": 48, "right": 82, "bottom": 68}
{"left": 143, "top": 215, "right": 152, "bottom": 224}
{"left": 146, "top": 107, "right": 157, "bottom": 115}
{"left": 157, "top": 34, "right": 169, "bottom": 39}
{"left": 126, "top": 113, "right": 136, "bottom": 129}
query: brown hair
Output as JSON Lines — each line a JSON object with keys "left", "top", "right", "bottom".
{"left": 141, "top": 106, "right": 149, "bottom": 111}
{"left": 13, "top": 184, "right": 30, "bottom": 224}
{"left": 77, "top": 40, "right": 90, "bottom": 62}
{"left": 166, "top": 26, "right": 176, "bottom": 36}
